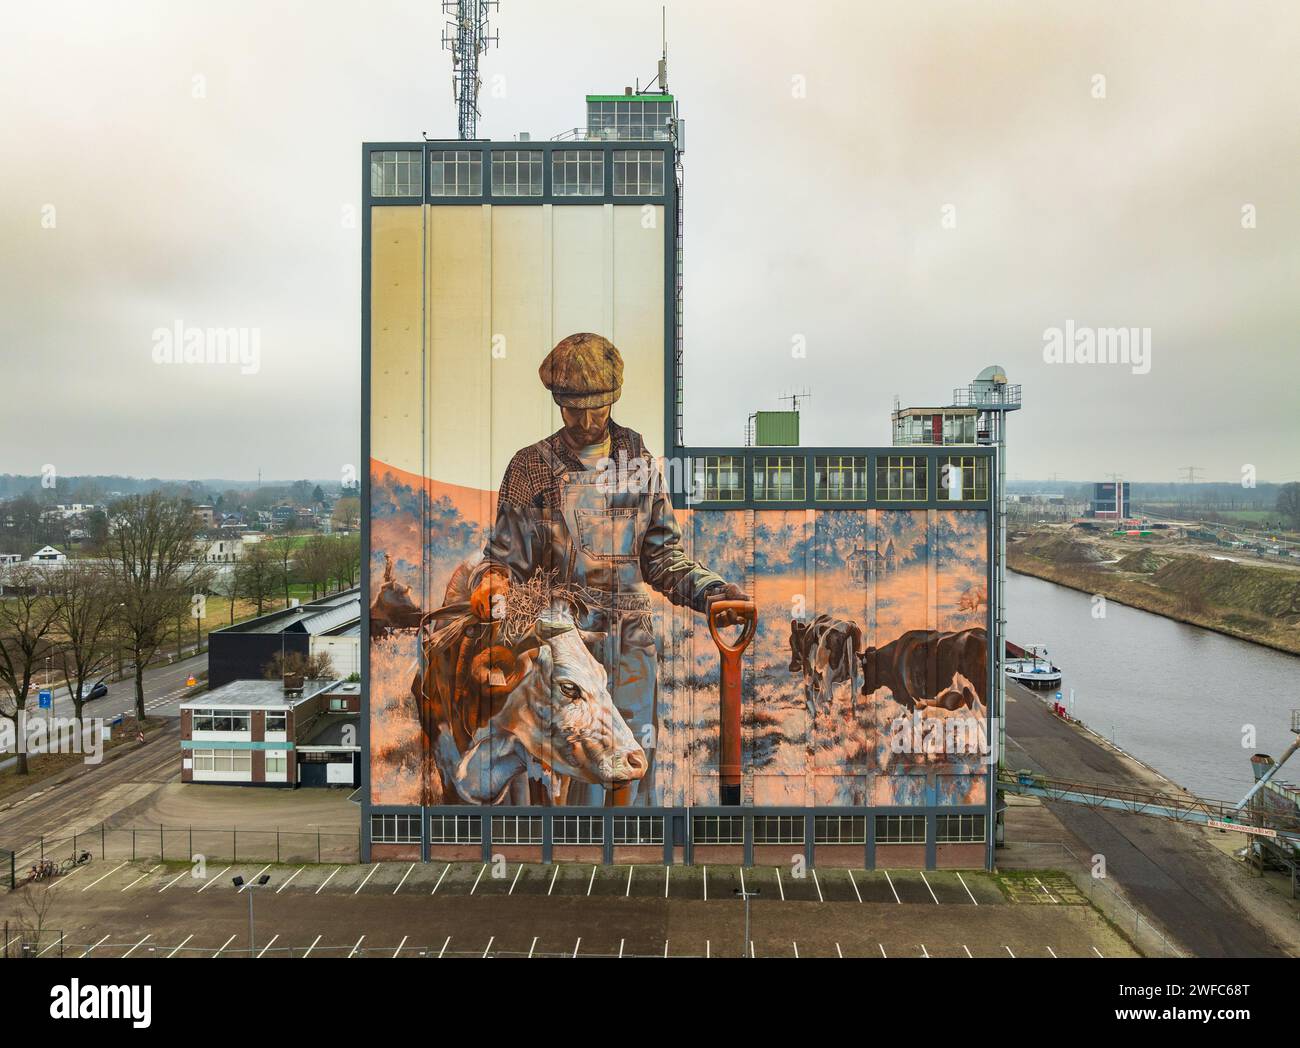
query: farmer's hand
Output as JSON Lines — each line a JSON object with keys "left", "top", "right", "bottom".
{"left": 706, "top": 583, "right": 753, "bottom": 627}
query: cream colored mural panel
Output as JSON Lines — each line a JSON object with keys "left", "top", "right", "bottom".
{"left": 369, "top": 206, "right": 425, "bottom": 477}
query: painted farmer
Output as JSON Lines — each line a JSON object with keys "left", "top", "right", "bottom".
{"left": 481, "top": 332, "right": 748, "bottom": 805}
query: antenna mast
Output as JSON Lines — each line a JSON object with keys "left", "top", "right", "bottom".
{"left": 442, "top": 1, "right": 500, "bottom": 140}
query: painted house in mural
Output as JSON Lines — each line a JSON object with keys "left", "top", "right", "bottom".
{"left": 361, "top": 78, "right": 1000, "bottom": 870}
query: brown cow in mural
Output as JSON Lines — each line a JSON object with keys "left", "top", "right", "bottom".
{"left": 788, "top": 615, "right": 863, "bottom": 716}
{"left": 858, "top": 627, "right": 987, "bottom": 711}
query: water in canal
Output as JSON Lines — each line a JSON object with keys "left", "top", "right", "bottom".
{"left": 1005, "top": 571, "right": 1300, "bottom": 800}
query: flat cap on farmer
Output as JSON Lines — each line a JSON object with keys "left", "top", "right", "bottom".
{"left": 538, "top": 332, "right": 624, "bottom": 408}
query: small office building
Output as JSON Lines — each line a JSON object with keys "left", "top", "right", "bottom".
{"left": 180, "top": 679, "right": 361, "bottom": 788}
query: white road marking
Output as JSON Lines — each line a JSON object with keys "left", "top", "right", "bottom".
{"left": 920, "top": 943, "right": 929, "bottom": 958}
{"left": 835, "top": 942, "right": 843, "bottom": 958}
{"left": 572, "top": 937, "right": 581, "bottom": 958}
{"left": 37, "top": 937, "right": 62, "bottom": 956}
{"left": 618, "top": 938, "right": 625, "bottom": 958}
{"left": 393, "top": 864, "right": 415, "bottom": 894}
{"left": 663, "top": 939, "right": 670, "bottom": 958}
{"left": 238, "top": 864, "right": 272, "bottom": 891}
{"left": 963, "top": 944, "right": 973, "bottom": 958}
{"left": 166, "top": 934, "right": 194, "bottom": 958}
{"left": 879, "top": 943, "right": 887, "bottom": 958}
{"left": 586, "top": 865, "right": 597, "bottom": 896}
{"left": 750, "top": 941, "right": 756, "bottom": 958}
{"left": 509, "top": 864, "right": 523, "bottom": 895}
{"left": 275, "top": 867, "right": 303, "bottom": 893}
{"left": 81, "top": 934, "right": 111, "bottom": 957}
{"left": 703, "top": 865, "right": 708, "bottom": 901}
{"left": 847, "top": 869, "right": 863, "bottom": 903}
{"left": 812, "top": 869, "right": 824, "bottom": 903}
{"left": 1047, "top": 946, "right": 1057, "bottom": 958}
{"left": 528, "top": 936, "right": 538, "bottom": 958}
{"left": 196, "top": 865, "right": 231, "bottom": 893}
{"left": 121, "top": 866, "right": 161, "bottom": 892}
{"left": 919, "top": 870, "right": 939, "bottom": 905}
{"left": 439, "top": 935, "right": 451, "bottom": 958}
{"left": 481, "top": 936, "right": 493, "bottom": 958}
{"left": 548, "top": 864, "right": 560, "bottom": 896}
{"left": 353, "top": 865, "right": 379, "bottom": 894}
{"left": 47, "top": 866, "right": 86, "bottom": 890}
{"left": 302, "top": 934, "right": 322, "bottom": 958}
{"left": 706, "top": 939, "right": 710, "bottom": 958}
{"left": 883, "top": 869, "right": 901, "bottom": 905}
{"left": 81, "top": 861, "right": 127, "bottom": 891}
{"left": 626, "top": 865, "right": 634, "bottom": 896}
{"left": 431, "top": 863, "right": 451, "bottom": 895}
{"left": 775, "top": 866, "right": 785, "bottom": 901}
{"left": 1005, "top": 945, "right": 1016, "bottom": 958}
{"left": 792, "top": 941, "right": 799, "bottom": 958}
{"left": 348, "top": 935, "right": 366, "bottom": 958}
{"left": 1092, "top": 946, "right": 1104, "bottom": 958}
{"left": 956, "top": 871, "right": 979, "bottom": 906}
{"left": 258, "top": 934, "right": 279, "bottom": 958}
{"left": 315, "top": 866, "right": 340, "bottom": 894}
{"left": 159, "top": 871, "right": 188, "bottom": 893}
{"left": 739, "top": 866, "right": 745, "bottom": 894}
{"left": 122, "top": 934, "right": 151, "bottom": 958}
{"left": 469, "top": 863, "right": 487, "bottom": 895}
{"left": 213, "top": 934, "right": 237, "bottom": 957}
{"left": 664, "top": 865, "right": 670, "bottom": 898}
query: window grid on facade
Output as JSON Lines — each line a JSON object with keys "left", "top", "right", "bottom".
{"left": 692, "top": 815, "right": 744, "bottom": 845}
{"left": 936, "top": 814, "right": 987, "bottom": 844}
{"left": 491, "top": 150, "right": 543, "bottom": 196}
{"left": 698, "top": 456, "right": 745, "bottom": 501}
{"left": 430, "top": 815, "right": 482, "bottom": 844}
{"left": 753, "top": 815, "right": 804, "bottom": 845}
{"left": 552, "top": 149, "right": 604, "bottom": 196}
{"left": 613, "top": 149, "right": 665, "bottom": 195}
{"left": 191, "top": 710, "right": 250, "bottom": 733}
{"left": 265, "top": 711, "right": 287, "bottom": 733}
{"left": 814, "top": 815, "right": 867, "bottom": 844}
{"left": 430, "top": 149, "right": 482, "bottom": 197}
{"left": 190, "top": 749, "right": 252, "bottom": 773}
{"left": 875, "top": 814, "right": 927, "bottom": 845}
{"left": 265, "top": 754, "right": 286, "bottom": 774}
{"left": 491, "top": 814, "right": 543, "bottom": 845}
{"left": 937, "top": 456, "right": 989, "bottom": 501}
{"left": 370, "top": 150, "right": 423, "bottom": 197}
{"left": 814, "top": 455, "right": 868, "bottom": 501}
{"left": 753, "top": 456, "right": 806, "bottom": 502}
{"left": 371, "top": 813, "right": 420, "bottom": 844}
{"left": 586, "top": 100, "right": 674, "bottom": 141}
{"left": 553, "top": 815, "right": 604, "bottom": 846}
{"left": 612, "top": 815, "right": 664, "bottom": 846}
{"left": 875, "top": 456, "right": 928, "bottom": 501}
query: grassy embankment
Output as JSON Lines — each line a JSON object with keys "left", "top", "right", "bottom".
{"left": 1009, "top": 532, "right": 1300, "bottom": 656}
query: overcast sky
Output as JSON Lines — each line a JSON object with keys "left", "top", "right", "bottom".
{"left": 2, "top": 0, "right": 1297, "bottom": 485}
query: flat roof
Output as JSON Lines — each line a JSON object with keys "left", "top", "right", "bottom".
{"left": 180, "top": 678, "right": 340, "bottom": 711}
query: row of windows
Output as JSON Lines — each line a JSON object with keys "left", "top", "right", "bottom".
{"left": 374, "top": 813, "right": 986, "bottom": 847}
{"left": 586, "top": 99, "right": 674, "bottom": 141}
{"left": 695, "top": 455, "right": 991, "bottom": 503}
{"left": 371, "top": 149, "right": 666, "bottom": 198}
{"left": 190, "top": 749, "right": 252, "bottom": 773}
{"left": 191, "top": 710, "right": 250, "bottom": 733}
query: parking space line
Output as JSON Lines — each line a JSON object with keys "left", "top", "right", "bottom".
{"left": 618, "top": 938, "right": 624, "bottom": 958}
{"left": 749, "top": 942, "right": 756, "bottom": 958}
{"left": 812, "top": 869, "right": 824, "bottom": 903}
{"left": 1004, "top": 945, "right": 1016, "bottom": 958}
{"left": 48, "top": 866, "right": 85, "bottom": 890}
{"left": 81, "top": 861, "right": 127, "bottom": 891}
{"left": 470, "top": 864, "right": 487, "bottom": 895}
{"left": 703, "top": 865, "right": 708, "bottom": 901}
{"left": 258, "top": 934, "right": 279, "bottom": 958}
{"left": 920, "top": 943, "right": 929, "bottom": 958}
{"left": 706, "top": 939, "right": 710, "bottom": 958}
{"left": 586, "top": 865, "right": 597, "bottom": 896}
{"left": 847, "top": 869, "right": 862, "bottom": 903}
{"left": 159, "top": 871, "right": 188, "bottom": 893}
{"left": 348, "top": 935, "right": 365, "bottom": 958}
{"left": 481, "top": 936, "right": 493, "bottom": 959}
{"left": 626, "top": 865, "right": 633, "bottom": 896}
{"left": 919, "top": 870, "right": 939, "bottom": 905}
{"left": 548, "top": 864, "right": 560, "bottom": 896}
{"left": 353, "top": 865, "right": 379, "bottom": 894}
{"left": 775, "top": 867, "right": 785, "bottom": 901}
{"left": 315, "top": 866, "right": 340, "bottom": 894}
{"left": 664, "top": 865, "right": 669, "bottom": 898}
{"left": 663, "top": 939, "right": 669, "bottom": 958}
{"left": 879, "top": 944, "right": 887, "bottom": 958}
{"left": 1092, "top": 946, "right": 1104, "bottom": 958}
{"left": 81, "top": 934, "right": 111, "bottom": 957}
{"left": 393, "top": 864, "right": 415, "bottom": 894}
{"left": 883, "top": 869, "right": 901, "bottom": 905}
{"left": 963, "top": 944, "right": 973, "bottom": 958}
{"left": 167, "top": 934, "right": 194, "bottom": 958}
{"left": 956, "top": 871, "right": 978, "bottom": 905}
{"left": 439, "top": 935, "right": 451, "bottom": 958}
{"left": 739, "top": 866, "right": 745, "bottom": 894}
{"left": 214, "top": 934, "right": 237, "bottom": 957}
{"left": 121, "top": 866, "right": 161, "bottom": 892}
{"left": 239, "top": 864, "right": 272, "bottom": 891}
{"left": 508, "top": 864, "right": 523, "bottom": 895}
{"left": 792, "top": 941, "right": 799, "bottom": 958}
{"left": 835, "top": 942, "right": 843, "bottom": 958}
{"left": 572, "top": 937, "right": 581, "bottom": 958}
{"left": 196, "top": 866, "right": 231, "bottom": 893}
{"left": 529, "top": 936, "right": 538, "bottom": 958}
{"left": 276, "top": 867, "right": 303, "bottom": 893}
{"left": 431, "top": 863, "right": 450, "bottom": 895}
{"left": 37, "top": 937, "right": 63, "bottom": 956}
{"left": 122, "top": 934, "right": 151, "bottom": 958}
{"left": 303, "top": 934, "right": 322, "bottom": 958}
{"left": 393, "top": 935, "right": 408, "bottom": 958}
{"left": 1047, "top": 946, "right": 1057, "bottom": 958}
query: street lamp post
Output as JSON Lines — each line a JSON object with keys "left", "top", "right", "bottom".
{"left": 733, "top": 887, "right": 760, "bottom": 957}
{"left": 232, "top": 874, "right": 272, "bottom": 956}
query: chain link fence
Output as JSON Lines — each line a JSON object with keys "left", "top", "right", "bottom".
{"left": 998, "top": 840, "right": 1183, "bottom": 957}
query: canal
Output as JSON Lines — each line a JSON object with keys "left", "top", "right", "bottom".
{"left": 1005, "top": 571, "right": 1300, "bottom": 800}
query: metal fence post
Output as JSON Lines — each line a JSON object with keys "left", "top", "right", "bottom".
{"left": 73, "top": 831, "right": 77, "bottom": 859}
{"left": 233, "top": 828, "right": 237, "bottom": 862}
{"left": 39, "top": 836, "right": 44, "bottom": 860}
{"left": 160, "top": 826, "right": 165, "bottom": 863}
{"left": 317, "top": 830, "right": 321, "bottom": 865}
{"left": 101, "top": 822, "right": 105, "bottom": 860}
{"left": 131, "top": 829, "right": 136, "bottom": 861}
{"left": 276, "top": 831, "right": 280, "bottom": 865}
{"left": 189, "top": 826, "right": 193, "bottom": 860}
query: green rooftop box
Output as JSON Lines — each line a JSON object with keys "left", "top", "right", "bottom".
{"left": 755, "top": 410, "right": 800, "bottom": 446}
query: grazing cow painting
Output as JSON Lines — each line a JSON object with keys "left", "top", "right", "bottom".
{"left": 788, "top": 615, "right": 864, "bottom": 715}
{"left": 858, "top": 627, "right": 988, "bottom": 711}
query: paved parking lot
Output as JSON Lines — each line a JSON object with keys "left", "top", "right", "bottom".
{"left": 3, "top": 858, "right": 1137, "bottom": 959}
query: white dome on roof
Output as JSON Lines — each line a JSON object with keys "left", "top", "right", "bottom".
{"left": 975, "top": 365, "right": 1008, "bottom": 384}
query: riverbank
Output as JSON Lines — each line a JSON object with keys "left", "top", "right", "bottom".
{"left": 1009, "top": 534, "right": 1300, "bottom": 656}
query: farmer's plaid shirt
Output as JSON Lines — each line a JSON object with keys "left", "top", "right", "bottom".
{"left": 496, "top": 421, "right": 646, "bottom": 510}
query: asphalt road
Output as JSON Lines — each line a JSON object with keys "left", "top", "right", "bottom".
{"left": 24, "top": 650, "right": 207, "bottom": 723}
{"left": 1005, "top": 679, "right": 1289, "bottom": 957}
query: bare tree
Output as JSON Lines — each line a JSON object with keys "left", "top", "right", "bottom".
{"left": 0, "top": 565, "right": 64, "bottom": 775}
{"left": 50, "top": 561, "right": 121, "bottom": 720}
{"left": 296, "top": 535, "right": 334, "bottom": 599}
{"left": 106, "top": 493, "right": 213, "bottom": 722}
{"left": 331, "top": 496, "right": 360, "bottom": 532}
{"left": 1277, "top": 482, "right": 1300, "bottom": 531}
{"left": 266, "top": 535, "right": 297, "bottom": 607}
{"left": 263, "top": 649, "right": 335, "bottom": 681}
{"left": 235, "top": 541, "right": 278, "bottom": 616}
{"left": 329, "top": 533, "right": 360, "bottom": 591}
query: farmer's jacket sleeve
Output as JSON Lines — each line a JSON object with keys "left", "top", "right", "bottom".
{"left": 641, "top": 477, "right": 725, "bottom": 611}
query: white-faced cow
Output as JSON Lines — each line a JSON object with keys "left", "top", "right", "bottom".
{"left": 789, "top": 615, "right": 863, "bottom": 717}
